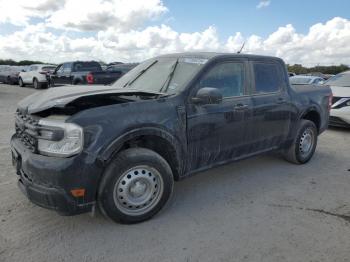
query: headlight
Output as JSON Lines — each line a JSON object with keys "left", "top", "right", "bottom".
{"left": 38, "top": 119, "right": 83, "bottom": 157}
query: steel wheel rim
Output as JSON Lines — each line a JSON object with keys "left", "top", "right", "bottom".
{"left": 299, "top": 128, "right": 314, "bottom": 156}
{"left": 113, "top": 165, "right": 164, "bottom": 216}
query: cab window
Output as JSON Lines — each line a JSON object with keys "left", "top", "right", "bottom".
{"left": 253, "top": 62, "right": 282, "bottom": 94}
{"left": 199, "top": 62, "right": 245, "bottom": 98}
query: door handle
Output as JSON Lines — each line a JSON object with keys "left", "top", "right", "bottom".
{"left": 276, "top": 98, "right": 286, "bottom": 104}
{"left": 233, "top": 104, "right": 249, "bottom": 111}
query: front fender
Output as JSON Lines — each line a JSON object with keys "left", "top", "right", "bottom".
{"left": 98, "top": 126, "right": 184, "bottom": 175}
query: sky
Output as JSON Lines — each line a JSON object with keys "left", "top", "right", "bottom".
{"left": 0, "top": 0, "right": 349, "bottom": 66}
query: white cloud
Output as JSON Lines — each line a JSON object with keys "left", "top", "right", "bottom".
{"left": 0, "top": 0, "right": 349, "bottom": 66}
{"left": 47, "top": 0, "right": 167, "bottom": 31}
{"left": 0, "top": 0, "right": 167, "bottom": 31}
{"left": 225, "top": 17, "right": 350, "bottom": 66}
{"left": 256, "top": 0, "right": 271, "bottom": 9}
{"left": 0, "top": 0, "right": 65, "bottom": 26}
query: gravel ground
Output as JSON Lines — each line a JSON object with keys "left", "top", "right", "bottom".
{"left": 0, "top": 83, "right": 350, "bottom": 262}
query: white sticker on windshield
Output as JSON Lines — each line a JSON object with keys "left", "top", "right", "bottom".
{"left": 180, "top": 58, "right": 208, "bottom": 65}
{"left": 168, "top": 83, "right": 179, "bottom": 90}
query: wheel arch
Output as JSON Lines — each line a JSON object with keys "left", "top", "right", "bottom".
{"left": 300, "top": 107, "right": 321, "bottom": 132}
{"left": 73, "top": 77, "right": 83, "bottom": 85}
{"left": 98, "top": 127, "right": 184, "bottom": 181}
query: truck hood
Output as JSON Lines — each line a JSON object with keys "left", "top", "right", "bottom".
{"left": 18, "top": 85, "right": 163, "bottom": 114}
{"left": 329, "top": 85, "right": 350, "bottom": 97}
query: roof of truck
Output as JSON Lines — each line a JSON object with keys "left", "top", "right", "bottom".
{"left": 157, "top": 52, "right": 284, "bottom": 62}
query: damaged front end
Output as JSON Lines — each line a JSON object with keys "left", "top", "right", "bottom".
{"left": 15, "top": 111, "right": 83, "bottom": 157}
{"left": 11, "top": 85, "right": 163, "bottom": 215}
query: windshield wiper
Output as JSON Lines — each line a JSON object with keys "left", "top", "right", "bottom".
{"left": 160, "top": 59, "right": 179, "bottom": 93}
{"left": 123, "top": 60, "right": 158, "bottom": 88}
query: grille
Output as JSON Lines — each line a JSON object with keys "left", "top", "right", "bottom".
{"left": 15, "top": 110, "right": 39, "bottom": 153}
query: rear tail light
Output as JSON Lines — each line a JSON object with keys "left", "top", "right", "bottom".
{"left": 86, "top": 73, "right": 94, "bottom": 84}
{"left": 39, "top": 71, "right": 47, "bottom": 75}
{"left": 328, "top": 92, "right": 333, "bottom": 111}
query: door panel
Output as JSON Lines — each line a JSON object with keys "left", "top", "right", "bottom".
{"left": 186, "top": 59, "right": 254, "bottom": 171}
{"left": 52, "top": 65, "right": 63, "bottom": 85}
{"left": 187, "top": 96, "right": 253, "bottom": 170}
{"left": 249, "top": 61, "right": 291, "bottom": 150}
{"left": 22, "top": 66, "right": 33, "bottom": 83}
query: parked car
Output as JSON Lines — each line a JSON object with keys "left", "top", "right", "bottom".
{"left": 11, "top": 52, "right": 332, "bottom": 224}
{"left": 88, "top": 63, "right": 139, "bottom": 85}
{"left": 19, "top": 64, "right": 56, "bottom": 89}
{"left": 49, "top": 61, "right": 124, "bottom": 86}
{"left": 324, "top": 74, "right": 335, "bottom": 80}
{"left": 106, "top": 63, "right": 138, "bottom": 74}
{"left": 290, "top": 75, "right": 325, "bottom": 85}
{"left": 302, "top": 72, "right": 328, "bottom": 80}
{"left": 324, "top": 71, "right": 350, "bottom": 127}
{"left": 0, "top": 66, "right": 25, "bottom": 85}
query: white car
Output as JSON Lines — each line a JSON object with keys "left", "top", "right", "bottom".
{"left": 19, "top": 64, "right": 56, "bottom": 89}
{"left": 325, "top": 71, "right": 350, "bottom": 128}
{"left": 289, "top": 75, "right": 325, "bottom": 85}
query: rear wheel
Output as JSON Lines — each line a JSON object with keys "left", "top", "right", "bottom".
{"left": 98, "top": 148, "right": 174, "bottom": 224}
{"left": 49, "top": 78, "right": 54, "bottom": 88}
{"left": 19, "top": 77, "right": 25, "bottom": 87}
{"left": 33, "top": 78, "right": 42, "bottom": 89}
{"left": 284, "top": 120, "right": 318, "bottom": 164}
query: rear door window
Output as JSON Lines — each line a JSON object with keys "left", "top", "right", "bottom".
{"left": 63, "top": 63, "right": 72, "bottom": 73}
{"left": 253, "top": 62, "right": 282, "bottom": 94}
{"left": 73, "top": 62, "right": 102, "bottom": 72}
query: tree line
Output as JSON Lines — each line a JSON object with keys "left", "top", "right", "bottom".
{"left": 1, "top": 58, "right": 349, "bottom": 75}
{"left": 0, "top": 59, "right": 45, "bottom": 66}
{"left": 287, "top": 64, "right": 349, "bottom": 75}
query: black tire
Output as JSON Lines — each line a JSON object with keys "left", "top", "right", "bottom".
{"left": 33, "top": 78, "right": 40, "bottom": 89}
{"left": 18, "top": 77, "right": 25, "bottom": 87}
{"left": 49, "top": 79, "right": 54, "bottom": 88}
{"left": 284, "top": 120, "right": 318, "bottom": 164}
{"left": 98, "top": 148, "right": 174, "bottom": 224}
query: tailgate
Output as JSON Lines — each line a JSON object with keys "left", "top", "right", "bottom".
{"left": 92, "top": 72, "right": 122, "bottom": 85}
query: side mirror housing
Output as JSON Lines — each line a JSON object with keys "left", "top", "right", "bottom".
{"left": 192, "top": 87, "right": 223, "bottom": 105}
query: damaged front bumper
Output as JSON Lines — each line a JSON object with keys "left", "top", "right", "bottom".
{"left": 11, "top": 136, "right": 100, "bottom": 215}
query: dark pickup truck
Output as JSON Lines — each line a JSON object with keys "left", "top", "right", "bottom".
{"left": 11, "top": 52, "right": 332, "bottom": 224}
{"left": 49, "top": 61, "right": 124, "bottom": 86}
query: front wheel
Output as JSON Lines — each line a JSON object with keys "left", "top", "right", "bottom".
{"left": 19, "top": 77, "right": 25, "bottom": 87}
{"left": 98, "top": 148, "right": 174, "bottom": 224}
{"left": 284, "top": 120, "right": 318, "bottom": 164}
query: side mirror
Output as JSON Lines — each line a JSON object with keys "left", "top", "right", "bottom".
{"left": 21, "top": 69, "right": 26, "bottom": 72}
{"left": 191, "top": 87, "right": 223, "bottom": 105}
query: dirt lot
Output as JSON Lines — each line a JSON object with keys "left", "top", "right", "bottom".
{"left": 0, "top": 83, "right": 350, "bottom": 262}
